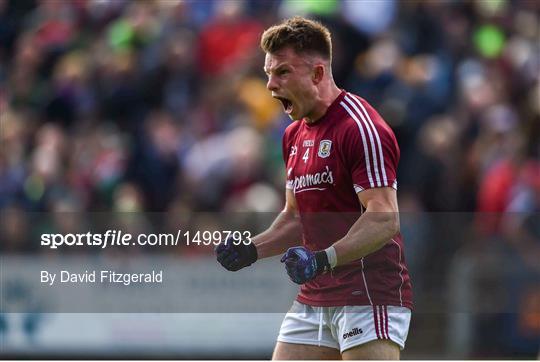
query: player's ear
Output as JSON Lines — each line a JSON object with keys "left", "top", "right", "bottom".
{"left": 312, "top": 64, "right": 324, "bottom": 84}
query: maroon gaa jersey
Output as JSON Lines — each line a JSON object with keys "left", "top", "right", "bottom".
{"left": 282, "top": 90, "right": 413, "bottom": 309}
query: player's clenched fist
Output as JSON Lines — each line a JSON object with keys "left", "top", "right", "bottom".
{"left": 215, "top": 236, "right": 258, "bottom": 271}
{"left": 280, "top": 246, "right": 331, "bottom": 284}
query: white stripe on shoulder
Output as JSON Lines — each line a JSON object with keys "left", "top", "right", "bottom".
{"left": 349, "top": 94, "right": 388, "bottom": 187}
{"left": 340, "top": 100, "right": 375, "bottom": 188}
{"left": 344, "top": 94, "right": 382, "bottom": 187}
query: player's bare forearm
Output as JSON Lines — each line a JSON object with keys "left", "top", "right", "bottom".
{"left": 215, "top": 203, "right": 301, "bottom": 271}
{"left": 251, "top": 188, "right": 303, "bottom": 259}
{"left": 333, "top": 187, "right": 400, "bottom": 266}
{"left": 251, "top": 210, "right": 303, "bottom": 259}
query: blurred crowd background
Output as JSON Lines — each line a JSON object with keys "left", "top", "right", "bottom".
{"left": 0, "top": 0, "right": 539, "bottom": 359}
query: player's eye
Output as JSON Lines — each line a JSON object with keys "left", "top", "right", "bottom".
{"left": 278, "top": 69, "right": 289, "bottom": 76}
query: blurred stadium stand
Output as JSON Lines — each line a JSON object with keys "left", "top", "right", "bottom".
{"left": 0, "top": 0, "right": 539, "bottom": 359}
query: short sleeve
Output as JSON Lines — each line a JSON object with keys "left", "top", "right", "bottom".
{"left": 282, "top": 128, "right": 290, "bottom": 166}
{"left": 282, "top": 122, "right": 300, "bottom": 190}
{"left": 342, "top": 97, "right": 400, "bottom": 193}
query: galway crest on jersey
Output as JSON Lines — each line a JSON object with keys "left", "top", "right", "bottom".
{"left": 318, "top": 140, "right": 332, "bottom": 158}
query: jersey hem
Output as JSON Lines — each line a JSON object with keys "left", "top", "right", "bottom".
{"left": 296, "top": 295, "right": 413, "bottom": 311}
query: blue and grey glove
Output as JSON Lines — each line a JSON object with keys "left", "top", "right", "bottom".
{"left": 280, "top": 246, "right": 330, "bottom": 284}
{"left": 215, "top": 236, "right": 258, "bottom": 271}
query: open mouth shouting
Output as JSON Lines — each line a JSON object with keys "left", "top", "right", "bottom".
{"left": 274, "top": 96, "right": 294, "bottom": 115}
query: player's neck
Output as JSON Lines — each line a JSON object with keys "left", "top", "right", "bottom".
{"left": 304, "top": 83, "right": 342, "bottom": 124}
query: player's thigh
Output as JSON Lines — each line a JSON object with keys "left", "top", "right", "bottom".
{"left": 273, "top": 341, "right": 341, "bottom": 360}
{"left": 341, "top": 339, "right": 400, "bottom": 360}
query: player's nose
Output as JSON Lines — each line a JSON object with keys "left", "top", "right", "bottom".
{"left": 266, "top": 76, "right": 279, "bottom": 92}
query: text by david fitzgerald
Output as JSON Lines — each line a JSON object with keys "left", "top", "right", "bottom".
{"left": 41, "top": 270, "right": 163, "bottom": 286}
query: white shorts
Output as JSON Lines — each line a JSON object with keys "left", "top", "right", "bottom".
{"left": 277, "top": 301, "right": 411, "bottom": 353}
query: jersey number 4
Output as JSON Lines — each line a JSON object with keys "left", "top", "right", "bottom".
{"left": 302, "top": 148, "right": 310, "bottom": 163}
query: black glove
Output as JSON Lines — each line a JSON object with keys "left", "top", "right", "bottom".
{"left": 281, "top": 247, "right": 331, "bottom": 284}
{"left": 215, "top": 236, "right": 258, "bottom": 271}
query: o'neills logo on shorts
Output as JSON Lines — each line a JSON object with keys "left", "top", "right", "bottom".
{"left": 287, "top": 166, "right": 334, "bottom": 193}
{"left": 343, "top": 327, "right": 363, "bottom": 340}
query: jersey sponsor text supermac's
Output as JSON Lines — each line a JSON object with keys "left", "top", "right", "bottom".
{"left": 287, "top": 165, "right": 334, "bottom": 193}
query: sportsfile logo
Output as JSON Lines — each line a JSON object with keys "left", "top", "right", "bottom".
{"left": 287, "top": 165, "right": 334, "bottom": 193}
{"left": 343, "top": 327, "right": 363, "bottom": 340}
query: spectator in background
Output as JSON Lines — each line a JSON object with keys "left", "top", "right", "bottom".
{"left": 2, "top": 0, "right": 537, "bottom": 217}
{"left": 198, "top": 1, "right": 263, "bottom": 77}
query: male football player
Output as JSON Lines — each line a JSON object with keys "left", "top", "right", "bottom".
{"left": 216, "top": 17, "right": 412, "bottom": 360}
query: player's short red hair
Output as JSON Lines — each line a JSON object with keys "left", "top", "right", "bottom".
{"left": 260, "top": 16, "right": 332, "bottom": 61}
